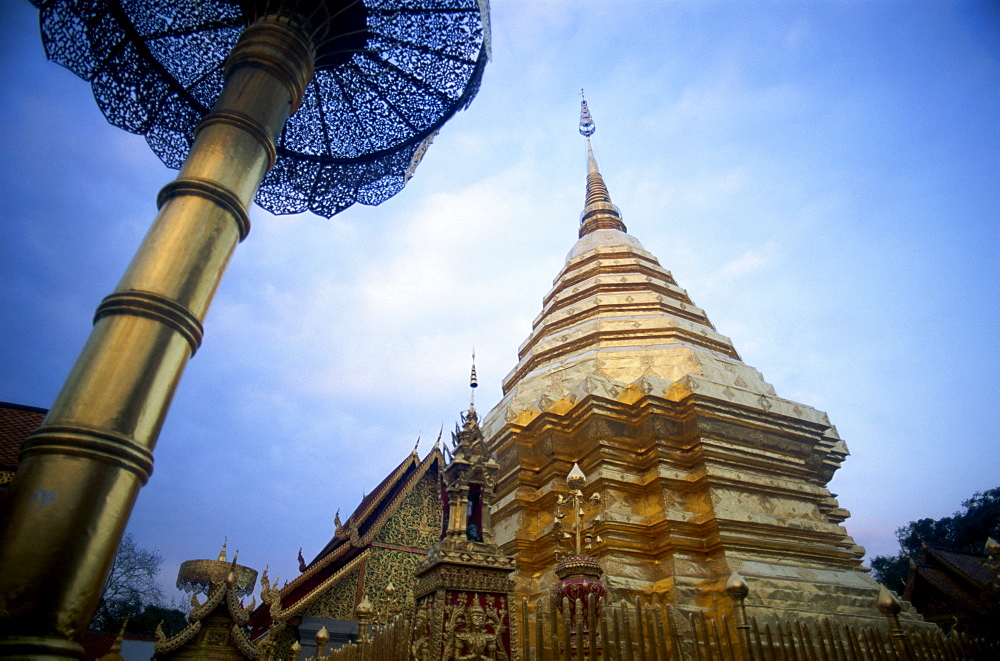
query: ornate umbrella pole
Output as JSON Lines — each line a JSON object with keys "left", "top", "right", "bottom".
{"left": 0, "top": 0, "right": 488, "bottom": 656}
{"left": 0, "top": 13, "right": 313, "bottom": 657}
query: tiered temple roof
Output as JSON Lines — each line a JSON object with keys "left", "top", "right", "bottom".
{"left": 904, "top": 544, "right": 998, "bottom": 636}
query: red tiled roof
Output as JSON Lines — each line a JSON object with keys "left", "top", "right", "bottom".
{"left": 0, "top": 402, "right": 46, "bottom": 470}
{"left": 79, "top": 632, "right": 115, "bottom": 660}
{"left": 78, "top": 633, "right": 155, "bottom": 660}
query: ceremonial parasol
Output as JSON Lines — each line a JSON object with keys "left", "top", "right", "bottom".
{"left": 0, "top": 1, "right": 489, "bottom": 656}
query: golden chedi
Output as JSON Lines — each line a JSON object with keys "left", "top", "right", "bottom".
{"left": 482, "top": 96, "right": 919, "bottom": 628}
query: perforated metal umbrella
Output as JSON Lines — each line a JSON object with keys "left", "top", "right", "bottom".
{"left": 34, "top": 0, "right": 490, "bottom": 216}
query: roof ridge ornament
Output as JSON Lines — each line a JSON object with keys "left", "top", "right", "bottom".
{"left": 578, "top": 93, "right": 627, "bottom": 237}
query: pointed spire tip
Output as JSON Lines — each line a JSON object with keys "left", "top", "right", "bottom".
{"left": 579, "top": 91, "right": 596, "bottom": 138}
{"left": 576, "top": 94, "right": 626, "bottom": 237}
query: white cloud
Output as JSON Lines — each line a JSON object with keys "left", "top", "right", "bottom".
{"left": 704, "top": 241, "right": 779, "bottom": 291}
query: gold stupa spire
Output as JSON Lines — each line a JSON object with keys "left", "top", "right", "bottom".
{"left": 578, "top": 91, "right": 627, "bottom": 237}
{"left": 469, "top": 349, "right": 479, "bottom": 412}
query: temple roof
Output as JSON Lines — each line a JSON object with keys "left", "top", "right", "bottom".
{"left": 0, "top": 401, "right": 45, "bottom": 472}
{"left": 248, "top": 447, "right": 444, "bottom": 636}
{"left": 904, "top": 545, "right": 997, "bottom": 616}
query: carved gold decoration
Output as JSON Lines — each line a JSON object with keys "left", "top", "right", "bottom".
{"left": 551, "top": 463, "right": 603, "bottom": 560}
{"left": 412, "top": 382, "right": 517, "bottom": 660}
{"left": 155, "top": 549, "right": 259, "bottom": 659}
{"left": 374, "top": 472, "right": 443, "bottom": 550}
{"left": 443, "top": 595, "right": 508, "bottom": 661}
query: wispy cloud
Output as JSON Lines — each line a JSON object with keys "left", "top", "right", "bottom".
{"left": 703, "top": 241, "right": 779, "bottom": 291}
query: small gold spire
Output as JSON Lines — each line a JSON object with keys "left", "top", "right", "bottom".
{"left": 217, "top": 538, "right": 227, "bottom": 562}
{"left": 114, "top": 614, "right": 129, "bottom": 646}
{"left": 355, "top": 594, "right": 373, "bottom": 617}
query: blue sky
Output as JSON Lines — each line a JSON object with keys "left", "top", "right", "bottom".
{"left": 1, "top": 1, "right": 998, "bottom": 597}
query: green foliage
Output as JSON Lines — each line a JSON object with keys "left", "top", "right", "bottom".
{"left": 93, "top": 599, "right": 187, "bottom": 638}
{"left": 128, "top": 603, "right": 187, "bottom": 638}
{"left": 870, "top": 552, "right": 909, "bottom": 593}
{"left": 870, "top": 486, "right": 1000, "bottom": 591}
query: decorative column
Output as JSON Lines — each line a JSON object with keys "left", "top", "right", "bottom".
{"left": 412, "top": 366, "right": 517, "bottom": 659}
{"left": 354, "top": 595, "right": 374, "bottom": 643}
{"left": 725, "top": 572, "right": 755, "bottom": 661}
{"left": 0, "top": 16, "right": 311, "bottom": 658}
{"left": 551, "top": 463, "right": 605, "bottom": 657}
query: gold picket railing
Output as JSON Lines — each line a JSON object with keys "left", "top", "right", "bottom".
{"left": 299, "top": 594, "right": 999, "bottom": 661}
{"left": 322, "top": 616, "right": 411, "bottom": 661}
{"left": 514, "top": 595, "right": 1000, "bottom": 661}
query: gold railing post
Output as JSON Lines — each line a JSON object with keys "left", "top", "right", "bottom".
{"left": 725, "top": 572, "right": 755, "bottom": 661}
{"left": 876, "top": 585, "right": 913, "bottom": 661}
{"left": 0, "top": 14, "right": 314, "bottom": 658}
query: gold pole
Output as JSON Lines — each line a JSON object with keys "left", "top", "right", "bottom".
{"left": 0, "top": 14, "right": 314, "bottom": 658}
{"left": 876, "top": 585, "right": 913, "bottom": 661}
{"left": 725, "top": 572, "right": 755, "bottom": 661}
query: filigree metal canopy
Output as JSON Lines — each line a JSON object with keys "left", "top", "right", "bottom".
{"left": 33, "top": 0, "right": 490, "bottom": 217}
{"left": 176, "top": 558, "right": 258, "bottom": 598}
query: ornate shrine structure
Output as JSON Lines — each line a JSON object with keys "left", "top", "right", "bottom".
{"left": 154, "top": 543, "right": 260, "bottom": 659}
{"left": 245, "top": 364, "right": 515, "bottom": 658}
{"left": 480, "top": 96, "right": 917, "bottom": 628}
{"left": 410, "top": 365, "right": 516, "bottom": 660}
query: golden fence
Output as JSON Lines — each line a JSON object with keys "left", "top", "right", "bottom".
{"left": 309, "top": 595, "right": 999, "bottom": 661}
{"left": 513, "top": 596, "right": 999, "bottom": 661}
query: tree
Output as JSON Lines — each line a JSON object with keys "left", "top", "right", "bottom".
{"left": 90, "top": 532, "right": 185, "bottom": 636}
{"left": 870, "top": 486, "right": 1000, "bottom": 593}
{"left": 870, "top": 552, "right": 910, "bottom": 594}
